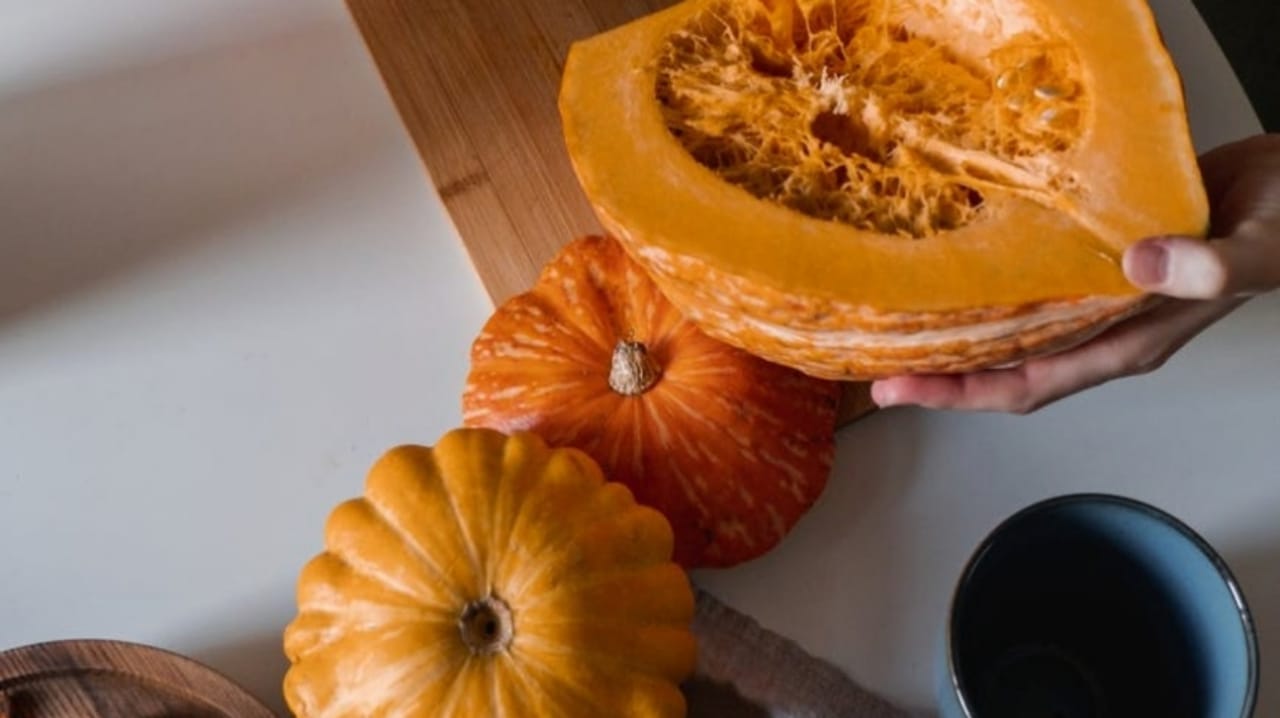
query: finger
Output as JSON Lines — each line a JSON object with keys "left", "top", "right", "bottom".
{"left": 1007, "top": 297, "right": 1242, "bottom": 409}
{"left": 1124, "top": 234, "right": 1280, "bottom": 299}
{"left": 872, "top": 369, "right": 1034, "bottom": 413}
{"left": 872, "top": 297, "right": 1243, "bottom": 413}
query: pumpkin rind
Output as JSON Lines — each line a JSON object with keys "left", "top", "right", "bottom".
{"left": 559, "top": 0, "right": 1208, "bottom": 379}
{"left": 463, "top": 236, "right": 839, "bottom": 568}
{"left": 283, "top": 428, "right": 697, "bottom": 718}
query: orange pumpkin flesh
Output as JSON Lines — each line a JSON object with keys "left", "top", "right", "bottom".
{"left": 463, "top": 236, "right": 839, "bottom": 568}
{"left": 559, "top": 0, "right": 1208, "bottom": 379}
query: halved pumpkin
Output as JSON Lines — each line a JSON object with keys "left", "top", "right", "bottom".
{"left": 559, "top": 0, "right": 1208, "bottom": 379}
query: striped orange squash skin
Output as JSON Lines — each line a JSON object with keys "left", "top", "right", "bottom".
{"left": 463, "top": 236, "right": 840, "bottom": 568}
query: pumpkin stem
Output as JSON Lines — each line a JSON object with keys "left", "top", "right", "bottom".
{"left": 609, "top": 340, "right": 661, "bottom": 395}
{"left": 459, "top": 595, "right": 514, "bottom": 655}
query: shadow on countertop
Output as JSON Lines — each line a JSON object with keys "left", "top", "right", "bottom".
{"left": 1192, "top": 0, "right": 1278, "bottom": 132}
{"left": 1223, "top": 539, "right": 1280, "bottom": 717}
{"left": 0, "top": 18, "right": 400, "bottom": 327}
{"left": 192, "top": 631, "right": 289, "bottom": 717}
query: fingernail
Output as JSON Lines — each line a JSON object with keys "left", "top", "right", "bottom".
{"left": 1124, "top": 240, "right": 1169, "bottom": 287}
{"left": 871, "top": 382, "right": 900, "bottom": 407}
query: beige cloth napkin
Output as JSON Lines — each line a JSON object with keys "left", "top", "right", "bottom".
{"left": 685, "top": 589, "right": 912, "bottom": 718}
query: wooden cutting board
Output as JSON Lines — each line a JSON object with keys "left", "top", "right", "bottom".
{"left": 345, "top": 0, "right": 877, "bottom": 425}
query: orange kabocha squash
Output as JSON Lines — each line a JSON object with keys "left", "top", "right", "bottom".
{"left": 283, "top": 428, "right": 696, "bottom": 718}
{"left": 560, "top": 0, "right": 1208, "bottom": 379}
{"left": 463, "top": 236, "right": 839, "bottom": 568}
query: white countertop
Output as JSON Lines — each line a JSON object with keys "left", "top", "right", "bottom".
{"left": 0, "top": 1, "right": 1272, "bottom": 715}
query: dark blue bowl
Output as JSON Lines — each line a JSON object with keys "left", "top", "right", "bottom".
{"left": 938, "top": 494, "right": 1257, "bottom": 718}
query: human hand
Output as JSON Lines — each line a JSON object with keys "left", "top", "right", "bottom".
{"left": 871, "top": 133, "right": 1280, "bottom": 414}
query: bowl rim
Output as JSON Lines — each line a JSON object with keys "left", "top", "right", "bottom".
{"left": 942, "top": 492, "right": 1259, "bottom": 718}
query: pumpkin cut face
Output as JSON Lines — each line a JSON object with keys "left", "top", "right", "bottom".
{"left": 560, "top": 0, "right": 1208, "bottom": 378}
{"left": 463, "top": 236, "right": 839, "bottom": 568}
{"left": 283, "top": 429, "right": 697, "bottom": 718}
{"left": 657, "top": 0, "right": 1091, "bottom": 239}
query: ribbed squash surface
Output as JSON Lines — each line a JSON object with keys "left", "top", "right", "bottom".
{"left": 284, "top": 429, "right": 696, "bottom": 718}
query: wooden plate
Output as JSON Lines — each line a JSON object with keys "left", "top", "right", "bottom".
{"left": 0, "top": 640, "right": 276, "bottom": 717}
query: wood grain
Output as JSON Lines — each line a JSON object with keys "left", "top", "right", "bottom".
{"left": 345, "top": 0, "right": 878, "bottom": 425}
{"left": 345, "top": 0, "right": 625, "bottom": 303}
{"left": 0, "top": 640, "right": 276, "bottom": 717}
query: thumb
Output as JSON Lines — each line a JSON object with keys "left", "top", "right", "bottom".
{"left": 1123, "top": 234, "right": 1276, "bottom": 299}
